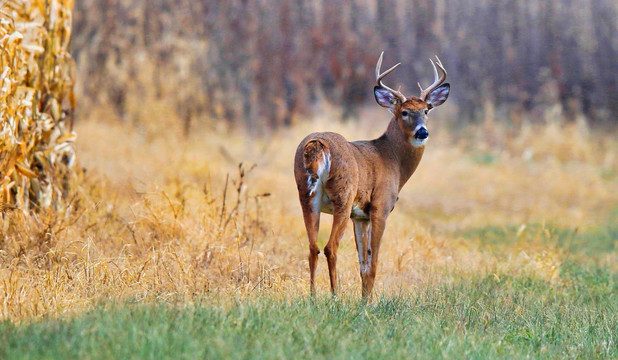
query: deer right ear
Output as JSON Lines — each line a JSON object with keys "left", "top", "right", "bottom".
{"left": 374, "top": 86, "right": 399, "bottom": 110}
{"left": 427, "top": 83, "right": 450, "bottom": 109}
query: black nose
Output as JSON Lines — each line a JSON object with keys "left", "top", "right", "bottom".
{"left": 415, "top": 127, "right": 429, "bottom": 139}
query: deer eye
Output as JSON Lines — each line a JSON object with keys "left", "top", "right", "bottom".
{"left": 424, "top": 109, "right": 429, "bottom": 115}
{"left": 401, "top": 110, "right": 409, "bottom": 117}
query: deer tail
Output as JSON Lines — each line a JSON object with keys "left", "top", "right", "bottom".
{"left": 302, "top": 139, "right": 330, "bottom": 196}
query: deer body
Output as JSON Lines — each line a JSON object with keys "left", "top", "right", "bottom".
{"left": 294, "top": 52, "right": 450, "bottom": 298}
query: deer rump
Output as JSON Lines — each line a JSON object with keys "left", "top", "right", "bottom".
{"left": 295, "top": 133, "right": 371, "bottom": 220}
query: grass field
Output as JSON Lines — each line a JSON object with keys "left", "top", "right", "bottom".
{"left": 1, "top": 105, "right": 617, "bottom": 358}
{"left": 1, "top": 258, "right": 616, "bottom": 359}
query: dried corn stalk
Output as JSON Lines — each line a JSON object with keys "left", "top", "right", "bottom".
{"left": 0, "top": 0, "right": 76, "bottom": 213}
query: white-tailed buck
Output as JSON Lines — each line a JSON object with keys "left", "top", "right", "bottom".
{"left": 294, "top": 52, "right": 450, "bottom": 298}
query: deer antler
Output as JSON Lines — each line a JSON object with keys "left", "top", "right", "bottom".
{"left": 418, "top": 56, "right": 447, "bottom": 101}
{"left": 375, "top": 51, "right": 406, "bottom": 102}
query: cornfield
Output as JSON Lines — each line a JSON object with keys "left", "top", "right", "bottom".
{"left": 0, "top": 0, "right": 76, "bottom": 216}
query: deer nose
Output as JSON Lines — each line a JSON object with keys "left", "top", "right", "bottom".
{"left": 415, "top": 127, "right": 429, "bottom": 140}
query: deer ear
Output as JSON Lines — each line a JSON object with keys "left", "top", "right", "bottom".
{"left": 427, "top": 83, "right": 450, "bottom": 109}
{"left": 374, "top": 86, "right": 399, "bottom": 110}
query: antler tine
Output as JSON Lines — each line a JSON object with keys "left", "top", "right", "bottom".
{"left": 375, "top": 51, "right": 400, "bottom": 82}
{"left": 435, "top": 55, "right": 445, "bottom": 72}
{"left": 375, "top": 51, "right": 406, "bottom": 102}
{"left": 419, "top": 55, "right": 447, "bottom": 101}
{"left": 431, "top": 59, "right": 439, "bottom": 82}
{"left": 375, "top": 51, "right": 385, "bottom": 80}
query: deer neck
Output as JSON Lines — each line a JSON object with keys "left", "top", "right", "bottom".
{"left": 381, "top": 117, "right": 425, "bottom": 190}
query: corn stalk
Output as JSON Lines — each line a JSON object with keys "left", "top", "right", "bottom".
{"left": 0, "top": 0, "right": 76, "bottom": 214}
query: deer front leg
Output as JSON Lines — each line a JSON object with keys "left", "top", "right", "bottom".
{"left": 353, "top": 219, "right": 372, "bottom": 296}
{"left": 363, "top": 215, "right": 387, "bottom": 299}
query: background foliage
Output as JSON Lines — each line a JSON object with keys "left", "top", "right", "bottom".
{"left": 72, "top": 0, "right": 617, "bottom": 132}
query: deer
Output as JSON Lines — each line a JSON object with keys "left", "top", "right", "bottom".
{"left": 293, "top": 52, "right": 450, "bottom": 298}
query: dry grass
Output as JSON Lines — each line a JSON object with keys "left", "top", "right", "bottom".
{"left": 0, "top": 104, "right": 616, "bottom": 322}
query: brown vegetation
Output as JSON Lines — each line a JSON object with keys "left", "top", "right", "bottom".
{"left": 1, "top": 105, "right": 616, "bottom": 321}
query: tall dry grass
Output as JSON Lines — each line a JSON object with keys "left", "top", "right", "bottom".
{"left": 0, "top": 104, "right": 616, "bottom": 322}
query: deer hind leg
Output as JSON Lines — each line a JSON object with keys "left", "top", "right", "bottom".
{"left": 352, "top": 219, "right": 372, "bottom": 297}
{"left": 299, "top": 139, "right": 330, "bottom": 296}
{"left": 301, "top": 206, "right": 320, "bottom": 296}
{"left": 323, "top": 200, "right": 353, "bottom": 295}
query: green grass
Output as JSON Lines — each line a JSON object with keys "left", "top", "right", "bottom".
{"left": 457, "top": 218, "right": 617, "bottom": 256}
{"left": 2, "top": 219, "right": 615, "bottom": 359}
{"left": 1, "top": 268, "right": 615, "bottom": 360}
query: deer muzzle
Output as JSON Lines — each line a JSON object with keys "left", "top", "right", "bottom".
{"left": 414, "top": 127, "right": 429, "bottom": 140}
{"left": 409, "top": 123, "right": 429, "bottom": 147}
{"left": 413, "top": 122, "right": 429, "bottom": 140}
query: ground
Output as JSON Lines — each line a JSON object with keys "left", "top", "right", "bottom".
{"left": 1, "top": 105, "right": 616, "bottom": 358}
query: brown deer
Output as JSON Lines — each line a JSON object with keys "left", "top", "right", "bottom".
{"left": 294, "top": 52, "right": 450, "bottom": 298}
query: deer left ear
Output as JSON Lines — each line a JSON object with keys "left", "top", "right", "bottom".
{"left": 374, "top": 86, "right": 400, "bottom": 110}
{"left": 427, "top": 83, "right": 450, "bottom": 109}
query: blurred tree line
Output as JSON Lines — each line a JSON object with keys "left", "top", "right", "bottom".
{"left": 72, "top": 0, "right": 616, "bottom": 132}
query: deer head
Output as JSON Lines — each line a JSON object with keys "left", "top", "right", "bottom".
{"left": 374, "top": 52, "right": 450, "bottom": 147}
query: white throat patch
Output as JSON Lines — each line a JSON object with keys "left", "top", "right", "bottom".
{"left": 409, "top": 137, "right": 428, "bottom": 147}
